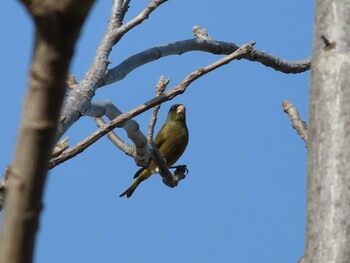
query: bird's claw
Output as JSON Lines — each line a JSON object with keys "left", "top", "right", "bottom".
{"left": 162, "top": 165, "right": 188, "bottom": 188}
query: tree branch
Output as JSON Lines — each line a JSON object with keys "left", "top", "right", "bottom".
{"left": 94, "top": 117, "right": 134, "bottom": 157}
{"left": 58, "top": 0, "right": 167, "bottom": 141}
{"left": 111, "top": 0, "right": 167, "bottom": 45}
{"left": 102, "top": 38, "right": 310, "bottom": 86}
{"left": 110, "top": 0, "right": 124, "bottom": 28}
{"left": 147, "top": 76, "right": 169, "bottom": 141}
{"left": 146, "top": 76, "right": 174, "bottom": 183}
{"left": 282, "top": 100, "right": 308, "bottom": 147}
{"left": 49, "top": 42, "right": 255, "bottom": 168}
{"left": 86, "top": 101, "right": 151, "bottom": 167}
{"left": 52, "top": 137, "right": 70, "bottom": 158}
{"left": 120, "top": 0, "right": 131, "bottom": 24}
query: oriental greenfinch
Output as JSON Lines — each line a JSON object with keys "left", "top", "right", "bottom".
{"left": 119, "top": 104, "right": 189, "bottom": 198}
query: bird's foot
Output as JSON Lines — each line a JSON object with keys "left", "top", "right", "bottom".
{"left": 162, "top": 165, "right": 188, "bottom": 188}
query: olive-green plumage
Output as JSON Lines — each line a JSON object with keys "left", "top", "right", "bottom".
{"left": 119, "top": 104, "right": 189, "bottom": 198}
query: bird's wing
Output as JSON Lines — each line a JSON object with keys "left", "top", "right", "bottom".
{"left": 153, "top": 121, "right": 188, "bottom": 167}
{"left": 154, "top": 122, "right": 171, "bottom": 149}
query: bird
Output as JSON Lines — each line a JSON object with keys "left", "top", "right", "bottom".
{"left": 119, "top": 104, "right": 189, "bottom": 198}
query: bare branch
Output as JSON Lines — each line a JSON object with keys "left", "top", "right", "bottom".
{"left": 148, "top": 76, "right": 169, "bottom": 141}
{"left": 49, "top": 42, "right": 255, "bottom": 168}
{"left": 94, "top": 117, "right": 134, "bottom": 157}
{"left": 147, "top": 102, "right": 160, "bottom": 143}
{"left": 112, "top": 0, "right": 168, "bottom": 45}
{"left": 103, "top": 38, "right": 310, "bottom": 86}
{"left": 148, "top": 107, "right": 160, "bottom": 143}
{"left": 57, "top": 100, "right": 151, "bottom": 167}
{"left": 110, "top": 0, "right": 124, "bottom": 28}
{"left": 58, "top": 0, "right": 168, "bottom": 141}
{"left": 282, "top": 100, "right": 308, "bottom": 146}
{"left": 120, "top": 0, "right": 131, "bottom": 24}
{"left": 145, "top": 76, "right": 174, "bottom": 183}
{"left": 52, "top": 137, "right": 70, "bottom": 158}
{"left": 87, "top": 101, "right": 151, "bottom": 167}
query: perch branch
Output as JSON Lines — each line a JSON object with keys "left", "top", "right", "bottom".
{"left": 163, "top": 165, "right": 188, "bottom": 187}
{"left": 49, "top": 42, "right": 255, "bottom": 169}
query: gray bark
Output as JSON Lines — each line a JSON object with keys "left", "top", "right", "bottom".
{"left": 306, "top": 1, "right": 350, "bottom": 262}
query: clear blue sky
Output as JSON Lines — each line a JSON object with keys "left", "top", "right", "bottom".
{"left": 1, "top": 1, "right": 313, "bottom": 262}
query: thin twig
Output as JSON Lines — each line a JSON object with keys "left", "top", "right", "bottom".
{"left": 111, "top": 0, "right": 167, "bottom": 45}
{"left": 148, "top": 76, "right": 170, "bottom": 141}
{"left": 146, "top": 76, "right": 172, "bottom": 180}
{"left": 120, "top": 0, "right": 131, "bottom": 25}
{"left": 282, "top": 100, "right": 308, "bottom": 146}
{"left": 298, "top": 256, "right": 305, "bottom": 263}
{"left": 148, "top": 107, "right": 160, "bottom": 143}
{"left": 49, "top": 42, "right": 255, "bottom": 169}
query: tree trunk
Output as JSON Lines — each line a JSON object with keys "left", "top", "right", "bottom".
{"left": 306, "top": 0, "right": 350, "bottom": 262}
{"left": 0, "top": 2, "right": 94, "bottom": 263}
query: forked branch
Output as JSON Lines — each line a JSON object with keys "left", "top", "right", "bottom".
{"left": 49, "top": 42, "right": 255, "bottom": 169}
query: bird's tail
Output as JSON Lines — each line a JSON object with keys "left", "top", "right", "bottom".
{"left": 133, "top": 167, "right": 145, "bottom": 179}
{"left": 119, "top": 170, "right": 152, "bottom": 198}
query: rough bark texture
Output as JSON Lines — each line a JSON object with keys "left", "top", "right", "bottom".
{"left": 0, "top": 1, "right": 94, "bottom": 263}
{"left": 306, "top": 1, "right": 350, "bottom": 262}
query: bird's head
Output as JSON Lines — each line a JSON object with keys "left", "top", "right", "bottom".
{"left": 167, "top": 104, "right": 186, "bottom": 122}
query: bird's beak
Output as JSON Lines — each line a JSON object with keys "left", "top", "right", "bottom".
{"left": 177, "top": 105, "right": 186, "bottom": 114}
